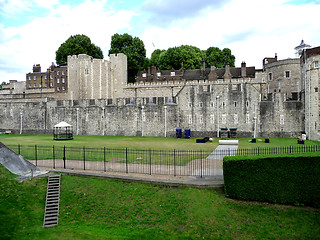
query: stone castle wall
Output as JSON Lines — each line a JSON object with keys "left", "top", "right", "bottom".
{"left": 0, "top": 83, "right": 304, "bottom": 138}
{"left": 0, "top": 53, "right": 311, "bottom": 139}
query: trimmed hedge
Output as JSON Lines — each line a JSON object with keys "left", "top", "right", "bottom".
{"left": 223, "top": 152, "right": 320, "bottom": 207}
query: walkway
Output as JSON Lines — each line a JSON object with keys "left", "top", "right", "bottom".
{"left": 191, "top": 142, "right": 239, "bottom": 177}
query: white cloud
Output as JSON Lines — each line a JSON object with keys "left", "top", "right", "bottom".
{"left": 33, "top": 0, "right": 59, "bottom": 9}
{"left": 141, "top": 0, "right": 320, "bottom": 68}
{"left": 1, "top": 0, "right": 320, "bottom": 82}
{"left": 0, "top": 0, "right": 31, "bottom": 16}
{"left": 0, "top": 0, "right": 135, "bottom": 82}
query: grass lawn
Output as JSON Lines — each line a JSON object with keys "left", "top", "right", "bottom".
{"left": 1, "top": 134, "right": 320, "bottom": 150}
{"left": 0, "top": 134, "right": 220, "bottom": 151}
{"left": 0, "top": 165, "right": 319, "bottom": 240}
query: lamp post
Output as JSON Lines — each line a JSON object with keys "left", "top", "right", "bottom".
{"left": 164, "top": 106, "right": 167, "bottom": 137}
{"left": 141, "top": 106, "right": 145, "bottom": 137}
{"left": 102, "top": 107, "right": 105, "bottom": 136}
{"left": 76, "top": 108, "right": 79, "bottom": 135}
{"left": 19, "top": 111, "right": 23, "bottom": 135}
{"left": 216, "top": 95, "right": 220, "bottom": 138}
{"left": 253, "top": 104, "right": 257, "bottom": 138}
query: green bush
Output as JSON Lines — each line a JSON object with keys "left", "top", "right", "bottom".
{"left": 223, "top": 153, "right": 320, "bottom": 207}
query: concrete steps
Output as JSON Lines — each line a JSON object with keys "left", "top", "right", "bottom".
{"left": 43, "top": 175, "right": 61, "bottom": 228}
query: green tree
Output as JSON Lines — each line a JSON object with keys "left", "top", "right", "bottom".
{"left": 205, "top": 47, "right": 235, "bottom": 68}
{"left": 150, "top": 49, "right": 166, "bottom": 68}
{"left": 55, "top": 34, "right": 103, "bottom": 65}
{"left": 109, "top": 33, "right": 146, "bottom": 83}
{"left": 158, "top": 45, "right": 205, "bottom": 70}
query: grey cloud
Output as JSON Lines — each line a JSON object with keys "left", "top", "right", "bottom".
{"left": 221, "top": 28, "right": 257, "bottom": 45}
{"left": 0, "top": 59, "right": 25, "bottom": 74}
{"left": 140, "top": 0, "right": 230, "bottom": 27}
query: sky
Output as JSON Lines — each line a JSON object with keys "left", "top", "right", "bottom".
{"left": 1, "top": 0, "right": 320, "bottom": 82}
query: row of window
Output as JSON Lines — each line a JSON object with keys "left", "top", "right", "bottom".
{"left": 186, "top": 114, "right": 285, "bottom": 125}
{"left": 268, "top": 71, "right": 291, "bottom": 81}
{"left": 28, "top": 75, "right": 66, "bottom": 83}
{"left": 57, "top": 78, "right": 65, "bottom": 83}
{"left": 56, "top": 70, "right": 65, "bottom": 76}
{"left": 28, "top": 73, "right": 65, "bottom": 80}
{"left": 29, "top": 75, "right": 51, "bottom": 80}
{"left": 142, "top": 72, "right": 175, "bottom": 78}
{"left": 57, "top": 86, "right": 65, "bottom": 91}
{"left": 28, "top": 82, "right": 66, "bottom": 91}
{"left": 188, "top": 101, "right": 249, "bottom": 108}
{"left": 29, "top": 82, "right": 53, "bottom": 88}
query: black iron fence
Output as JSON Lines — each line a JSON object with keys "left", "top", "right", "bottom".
{"left": 7, "top": 144, "right": 320, "bottom": 177}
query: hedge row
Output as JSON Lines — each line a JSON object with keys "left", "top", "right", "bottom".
{"left": 223, "top": 152, "right": 320, "bottom": 207}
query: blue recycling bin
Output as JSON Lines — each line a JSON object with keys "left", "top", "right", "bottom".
{"left": 176, "top": 128, "right": 182, "bottom": 138}
{"left": 184, "top": 128, "right": 191, "bottom": 138}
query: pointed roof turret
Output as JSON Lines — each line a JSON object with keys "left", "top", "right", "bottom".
{"left": 295, "top": 40, "right": 311, "bottom": 57}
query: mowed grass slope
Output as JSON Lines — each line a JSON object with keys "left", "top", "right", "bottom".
{"left": 1, "top": 134, "right": 320, "bottom": 150}
{"left": 1, "top": 165, "right": 319, "bottom": 239}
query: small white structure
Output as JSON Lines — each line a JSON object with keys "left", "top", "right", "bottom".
{"left": 53, "top": 121, "right": 73, "bottom": 140}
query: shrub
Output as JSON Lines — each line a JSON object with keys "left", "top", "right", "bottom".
{"left": 223, "top": 153, "right": 320, "bottom": 207}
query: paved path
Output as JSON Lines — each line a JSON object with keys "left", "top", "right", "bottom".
{"left": 206, "top": 144, "right": 239, "bottom": 160}
{"left": 199, "top": 143, "right": 239, "bottom": 176}
{"left": 29, "top": 158, "right": 223, "bottom": 178}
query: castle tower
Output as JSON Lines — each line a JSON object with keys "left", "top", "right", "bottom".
{"left": 301, "top": 46, "right": 320, "bottom": 140}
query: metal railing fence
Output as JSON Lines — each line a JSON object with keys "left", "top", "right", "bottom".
{"left": 7, "top": 144, "right": 320, "bottom": 177}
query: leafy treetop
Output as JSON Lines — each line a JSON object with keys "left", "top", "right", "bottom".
{"left": 149, "top": 46, "right": 235, "bottom": 70}
{"left": 108, "top": 33, "right": 146, "bottom": 83}
{"left": 55, "top": 34, "right": 103, "bottom": 65}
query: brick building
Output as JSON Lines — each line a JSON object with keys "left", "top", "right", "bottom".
{"left": 26, "top": 63, "right": 68, "bottom": 93}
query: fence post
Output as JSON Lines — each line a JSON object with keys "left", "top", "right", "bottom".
{"left": 104, "top": 147, "right": 106, "bottom": 172}
{"left": 126, "top": 148, "right": 128, "bottom": 174}
{"left": 35, "top": 145, "right": 37, "bottom": 166}
{"left": 83, "top": 146, "right": 85, "bottom": 171}
{"left": 18, "top": 144, "right": 20, "bottom": 155}
{"left": 53, "top": 145, "right": 55, "bottom": 169}
{"left": 174, "top": 149, "right": 176, "bottom": 177}
{"left": 63, "top": 145, "right": 66, "bottom": 169}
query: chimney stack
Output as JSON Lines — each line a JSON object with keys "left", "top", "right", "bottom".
{"left": 223, "top": 63, "right": 232, "bottom": 80}
{"left": 201, "top": 58, "right": 205, "bottom": 71}
{"left": 33, "top": 64, "right": 41, "bottom": 73}
{"left": 241, "top": 62, "right": 246, "bottom": 78}
{"left": 208, "top": 65, "right": 217, "bottom": 81}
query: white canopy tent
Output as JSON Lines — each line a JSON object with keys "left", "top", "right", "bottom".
{"left": 53, "top": 121, "right": 73, "bottom": 140}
